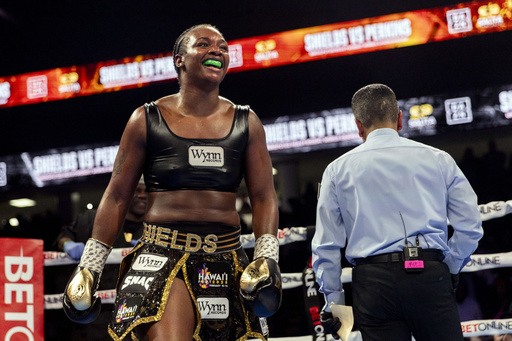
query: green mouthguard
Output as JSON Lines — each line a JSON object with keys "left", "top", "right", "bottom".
{"left": 203, "top": 60, "right": 222, "bottom": 68}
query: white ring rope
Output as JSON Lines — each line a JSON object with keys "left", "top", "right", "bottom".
{"left": 476, "top": 200, "right": 512, "bottom": 222}
{"left": 43, "top": 199, "right": 512, "bottom": 339}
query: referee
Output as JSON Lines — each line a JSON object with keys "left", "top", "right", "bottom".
{"left": 312, "top": 83, "right": 483, "bottom": 341}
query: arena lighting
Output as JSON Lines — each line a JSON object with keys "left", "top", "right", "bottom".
{"left": 1, "top": 0, "right": 511, "bottom": 108}
{"left": 8, "top": 217, "right": 19, "bottom": 227}
{"left": 9, "top": 198, "right": 36, "bottom": 207}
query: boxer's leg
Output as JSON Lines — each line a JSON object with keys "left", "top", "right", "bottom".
{"left": 139, "top": 277, "right": 196, "bottom": 340}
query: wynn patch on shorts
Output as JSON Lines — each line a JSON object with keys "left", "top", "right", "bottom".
{"left": 188, "top": 146, "right": 224, "bottom": 167}
{"left": 195, "top": 261, "right": 231, "bottom": 289}
{"left": 132, "top": 253, "right": 167, "bottom": 272}
{"left": 197, "top": 296, "right": 230, "bottom": 320}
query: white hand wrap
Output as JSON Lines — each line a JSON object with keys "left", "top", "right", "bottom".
{"left": 254, "top": 234, "right": 279, "bottom": 263}
{"left": 79, "top": 238, "right": 111, "bottom": 274}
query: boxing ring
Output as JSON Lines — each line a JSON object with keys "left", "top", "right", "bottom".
{"left": 40, "top": 199, "right": 512, "bottom": 340}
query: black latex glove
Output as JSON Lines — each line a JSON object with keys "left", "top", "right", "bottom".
{"left": 320, "top": 310, "right": 341, "bottom": 340}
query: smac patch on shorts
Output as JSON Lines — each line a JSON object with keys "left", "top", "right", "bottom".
{"left": 195, "top": 261, "right": 230, "bottom": 289}
{"left": 132, "top": 253, "right": 167, "bottom": 272}
{"left": 120, "top": 274, "right": 155, "bottom": 293}
{"left": 197, "top": 297, "right": 229, "bottom": 320}
{"left": 114, "top": 297, "right": 141, "bottom": 324}
{"left": 188, "top": 146, "right": 224, "bottom": 167}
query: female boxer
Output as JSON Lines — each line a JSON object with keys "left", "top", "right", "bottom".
{"left": 63, "top": 24, "right": 281, "bottom": 340}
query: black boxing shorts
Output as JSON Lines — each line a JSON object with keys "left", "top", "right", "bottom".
{"left": 107, "top": 222, "right": 269, "bottom": 341}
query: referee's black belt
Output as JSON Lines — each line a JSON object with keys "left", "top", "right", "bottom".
{"left": 354, "top": 249, "right": 444, "bottom": 266}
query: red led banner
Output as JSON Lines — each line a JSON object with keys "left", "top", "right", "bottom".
{"left": 227, "top": 0, "right": 512, "bottom": 71}
{"left": 0, "top": 53, "right": 177, "bottom": 107}
{"left": 1, "top": 0, "right": 511, "bottom": 108}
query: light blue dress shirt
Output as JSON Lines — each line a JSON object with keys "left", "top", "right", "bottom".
{"left": 312, "top": 128, "right": 483, "bottom": 307}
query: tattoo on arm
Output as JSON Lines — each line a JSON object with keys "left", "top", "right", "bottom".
{"left": 113, "top": 149, "right": 126, "bottom": 177}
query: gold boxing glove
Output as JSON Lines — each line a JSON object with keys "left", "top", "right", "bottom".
{"left": 62, "top": 239, "right": 111, "bottom": 324}
{"left": 63, "top": 266, "right": 102, "bottom": 323}
{"left": 240, "top": 234, "right": 282, "bottom": 317}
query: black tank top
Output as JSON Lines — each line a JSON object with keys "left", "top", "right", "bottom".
{"left": 143, "top": 102, "right": 249, "bottom": 193}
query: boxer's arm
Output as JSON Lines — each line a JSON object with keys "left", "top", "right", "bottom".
{"left": 63, "top": 106, "right": 146, "bottom": 323}
{"left": 240, "top": 110, "right": 281, "bottom": 317}
{"left": 244, "top": 109, "right": 279, "bottom": 240}
{"left": 92, "top": 106, "right": 147, "bottom": 245}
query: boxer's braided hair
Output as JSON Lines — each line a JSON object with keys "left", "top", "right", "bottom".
{"left": 172, "top": 24, "right": 221, "bottom": 84}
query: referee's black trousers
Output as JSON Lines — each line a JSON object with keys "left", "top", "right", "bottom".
{"left": 352, "top": 260, "right": 463, "bottom": 341}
